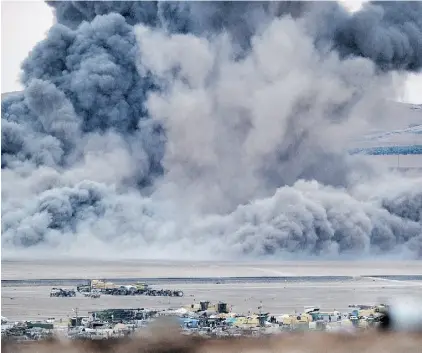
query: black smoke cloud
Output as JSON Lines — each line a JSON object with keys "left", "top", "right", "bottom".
{"left": 1, "top": 1, "right": 422, "bottom": 259}
{"left": 46, "top": 1, "right": 308, "bottom": 36}
{"left": 334, "top": 1, "right": 422, "bottom": 72}
{"left": 47, "top": 1, "right": 422, "bottom": 72}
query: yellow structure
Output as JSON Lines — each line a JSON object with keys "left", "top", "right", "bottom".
{"left": 233, "top": 315, "right": 260, "bottom": 328}
{"left": 358, "top": 309, "right": 376, "bottom": 317}
{"left": 91, "top": 279, "right": 117, "bottom": 290}
{"left": 279, "top": 313, "right": 313, "bottom": 327}
{"left": 184, "top": 303, "right": 202, "bottom": 312}
{"left": 134, "top": 282, "right": 149, "bottom": 291}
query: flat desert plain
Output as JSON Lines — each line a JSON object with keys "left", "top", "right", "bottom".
{"left": 2, "top": 259, "right": 422, "bottom": 279}
{"left": 2, "top": 259, "right": 422, "bottom": 321}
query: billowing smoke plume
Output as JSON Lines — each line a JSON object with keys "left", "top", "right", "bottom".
{"left": 2, "top": 1, "right": 422, "bottom": 259}
{"left": 334, "top": 1, "right": 422, "bottom": 72}
{"left": 47, "top": 1, "right": 422, "bottom": 71}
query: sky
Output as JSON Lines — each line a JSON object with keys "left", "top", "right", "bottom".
{"left": 1, "top": 0, "right": 421, "bottom": 104}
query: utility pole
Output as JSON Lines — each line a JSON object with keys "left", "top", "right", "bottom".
{"left": 258, "top": 301, "right": 263, "bottom": 328}
{"left": 72, "top": 307, "right": 79, "bottom": 326}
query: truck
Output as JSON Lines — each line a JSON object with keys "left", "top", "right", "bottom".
{"left": 50, "top": 287, "right": 76, "bottom": 297}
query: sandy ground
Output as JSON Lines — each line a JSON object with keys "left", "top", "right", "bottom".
{"left": 2, "top": 278, "right": 422, "bottom": 321}
{"left": 5, "top": 333, "right": 422, "bottom": 353}
{"left": 2, "top": 259, "right": 422, "bottom": 280}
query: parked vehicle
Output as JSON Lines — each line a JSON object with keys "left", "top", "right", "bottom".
{"left": 83, "top": 290, "right": 101, "bottom": 298}
{"left": 50, "top": 288, "right": 76, "bottom": 297}
{"left": 77, "top": 284, "right": 91, "bottom": 293}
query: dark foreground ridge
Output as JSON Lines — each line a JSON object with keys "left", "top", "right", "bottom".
{"left": 2, "top": 275, "right": 422, "bottom": 287}
{"left": 3, "top": 332, "right": 422, "bottom": 353}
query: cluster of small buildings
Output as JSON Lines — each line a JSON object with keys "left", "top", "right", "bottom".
{"left": 1, "top": 302, "right": 389, "bottom": 342}
{"left": 169, "top": 302, "right": 388, "bottom": 336}
{"left": 1, "top": 317, "right": 55, "bottom": 342}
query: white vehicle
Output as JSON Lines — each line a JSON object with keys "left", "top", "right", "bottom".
{"left": 84, "top": 290, "right": 101, "bottom": 298}
{"left": 304, "top": 306, "right": 320, "bottom": 313}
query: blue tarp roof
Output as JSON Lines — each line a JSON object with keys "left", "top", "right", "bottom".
{"left": 178, "top": 318, "right": 199, "bottom": 324}
{"left": 349, "top": 145, "right": 422, "bottom": 156}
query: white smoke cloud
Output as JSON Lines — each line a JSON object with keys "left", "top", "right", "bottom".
{"left": 136, "top": 16, "right": 407, "bottom": 214}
